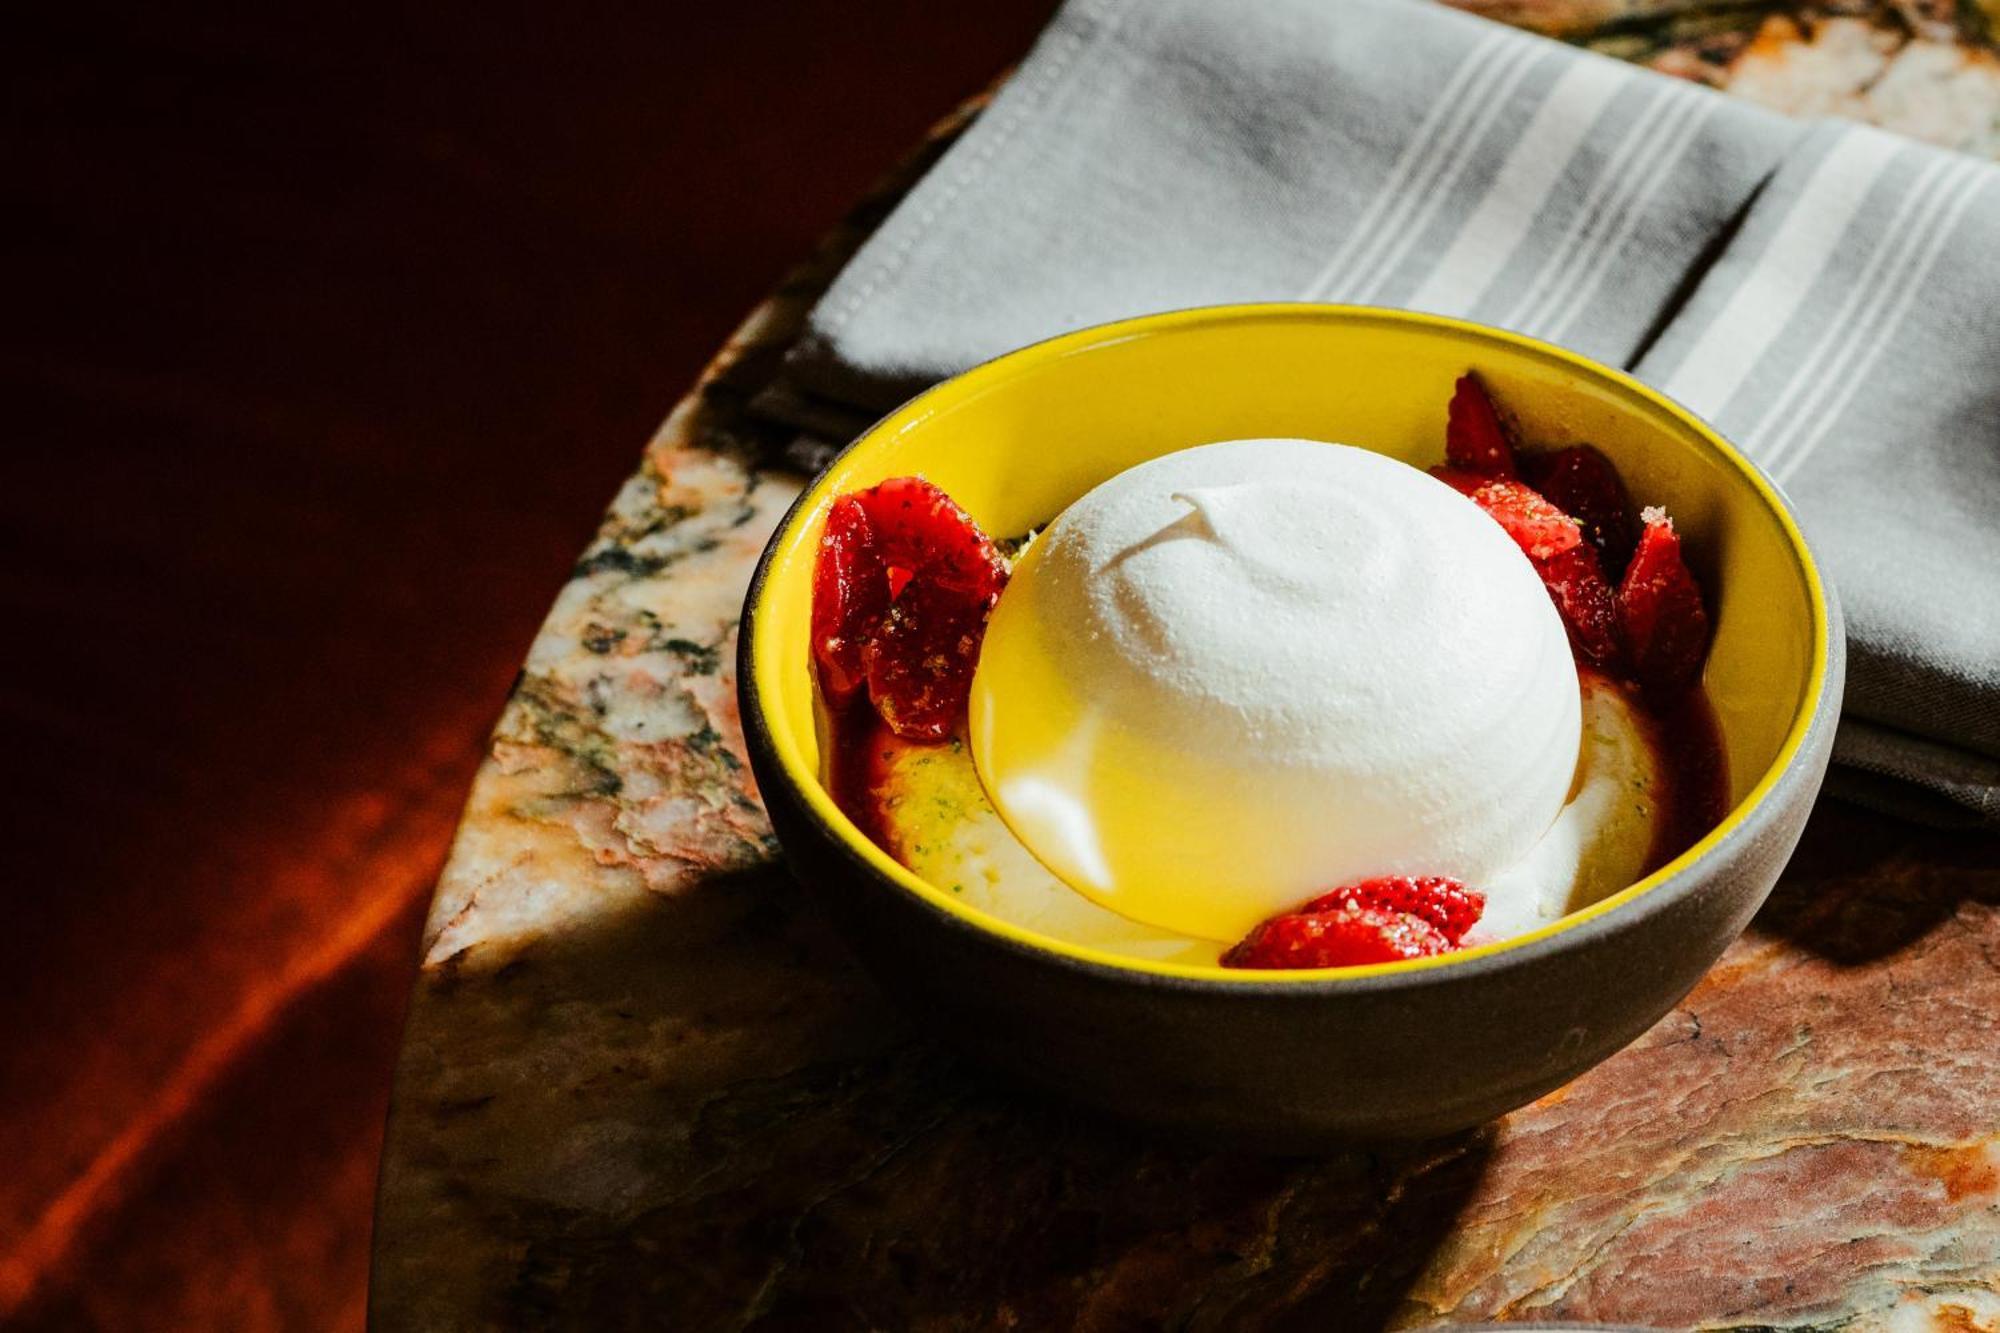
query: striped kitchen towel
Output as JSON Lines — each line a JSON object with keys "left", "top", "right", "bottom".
{"left": 779, "top": 0, "right": 1796, "bottom": 411}
{"left": 766, "top": 0, "right": 2000, "bottom": 822}
{"left": 1637, "top": 123, "right": 2000, "bottom": 822}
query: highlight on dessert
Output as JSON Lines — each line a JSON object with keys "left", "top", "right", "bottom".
{"left": 809, "top": 373, "right": 1725, "bottom": 972}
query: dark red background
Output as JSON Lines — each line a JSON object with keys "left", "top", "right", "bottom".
{"left": 3, "top": 3, "right": 1051, "bottom": 1325}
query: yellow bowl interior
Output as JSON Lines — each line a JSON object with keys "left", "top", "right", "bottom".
{"left": 748, "top": 305, "right": 1830, "bottom": 982}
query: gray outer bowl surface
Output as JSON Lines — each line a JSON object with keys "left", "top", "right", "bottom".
{"left": 741, "top": 509, "right": 1845, "bottom": 1153}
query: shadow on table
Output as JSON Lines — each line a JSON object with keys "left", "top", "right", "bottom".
{"left": 375, "top": 864, "right": 1491, "bottom": 1331}
{"left": 518, "top": 1062, "right": 1492, "bottom": 1332}
{"left": 1747, "top": 796, "right": 2000, "bottom": 965}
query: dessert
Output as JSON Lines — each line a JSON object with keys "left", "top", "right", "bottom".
{"left": 811, "top": 374, "right": 1725, "bottom": 971}
{"left": 967, "top": 440, "right": 1580, "bottom": 943}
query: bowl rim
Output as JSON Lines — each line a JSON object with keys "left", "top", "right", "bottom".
{"left": 739, "top": 302, "right": 1836, "bottom": 993}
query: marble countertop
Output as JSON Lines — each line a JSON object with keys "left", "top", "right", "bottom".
{"left": 371, "top": 6, "right": 2000, "bottom": 1327}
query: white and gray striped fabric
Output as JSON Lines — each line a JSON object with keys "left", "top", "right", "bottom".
{"left": 1637, "top": 122, "right": 2000, "bottom": 822}
{"left": 771, "top": 0, "right": 2000, "bottom": 823}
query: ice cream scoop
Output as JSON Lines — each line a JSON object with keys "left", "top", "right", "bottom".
{"left": 968, "top": 439, "right": 1582, "bottom": 942}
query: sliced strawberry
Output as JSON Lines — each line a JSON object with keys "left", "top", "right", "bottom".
{"left": 1298, "top": 876, "right": 1485, "bottom": 943}
{"left": 1539, "top": 542, "right": 1624, "bottom": 671}
{"left": 1523, "top": 445, "right": 1637, "bottom": 575}
{"left": 1224, "top": 875, "right": 1484, "bottom": 970}
{"left": 855, "top": 476, "right": 1010, "bottom": 598}
{"left": 1445, "top": 372, "right": 1520, "bottom": 478}
{"left": 1222, "top": 904, "right": 1452, "bottom": 970}
{"left": 859, "top": 577, "right": 992, "bottom": 741}
{"left": 809, "top": 477, "right": 1009, "bottom": 741}
{"left": 1434, "top": 467, "right": 1624, "bottom": 668}
{"left": 1618, "top": 507, "right": 1711, "bottom": 701}
{"left": 811, "top": 495, "right": 889, "bottom": 704}
{"left": 1432, "top": 469, "right": 1582, "bottom": 562}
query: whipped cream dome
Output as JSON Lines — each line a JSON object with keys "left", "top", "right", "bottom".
{"left": 968, "top": 439, "right": 1582, "bottom": 942}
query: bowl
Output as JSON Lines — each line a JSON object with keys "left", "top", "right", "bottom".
{"left": 739, "top": 304, "right": 1843, "bottom": 1148}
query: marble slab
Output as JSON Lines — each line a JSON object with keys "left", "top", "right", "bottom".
{"left": 372, "top": 10, "right": 2000, "bottom": 1327}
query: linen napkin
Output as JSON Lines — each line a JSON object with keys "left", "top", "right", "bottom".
{"left": 779, "top": 0, "right": 1797, "bottom": 413}
{"left": 1635, "top": 121, "right": 2000, "bottom": 822}
{"left": 768, "top": 0, "right": 2000, "bottom": 823}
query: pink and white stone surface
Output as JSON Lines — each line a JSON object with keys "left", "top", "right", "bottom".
{"left": 372, "top": 11, "right": 2000, "bottom": 1327}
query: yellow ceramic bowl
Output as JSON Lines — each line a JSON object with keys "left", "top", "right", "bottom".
{"left": 741, "top": 305, "right": 1842, "bottom": 1145}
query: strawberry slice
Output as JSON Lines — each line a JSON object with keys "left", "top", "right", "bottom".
{"left": 1539, "top": 542, "right": 1624, "bottom": 671}
{"left": 1445, "top": 372, "right": 1520, "bottom": 478}
{"left": 1524, "top": 445, "right": 1637, "bottom": 575}
{"left": 1618, "top": 507, "right": 1711, "bottom": 701}
{"left": 1223, "top": 875, "right": 1484, "bottom": 970}
{"left": 809, "top": 477, "right": 1008, "bottom": 741}
{"left": 860, "top": 577, "right": 994, "bottom": 740}
{"left": 1432, "top": 469, "right": 1581, "bottom": 562}
{"left": 1298, "top": 875, "right": 1485, "bottom": 943}
{"left": 1434, "top": 467, "right": 1624, "bottom": 669}
{"left": 811, "top": 495, "right": 889, "bottom": 704}
{"left": 1222, "top": 904, "right": 1452, "bottom": 970}
{"left": 854, "top": 476, "right": 1010, "bottom": 598}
